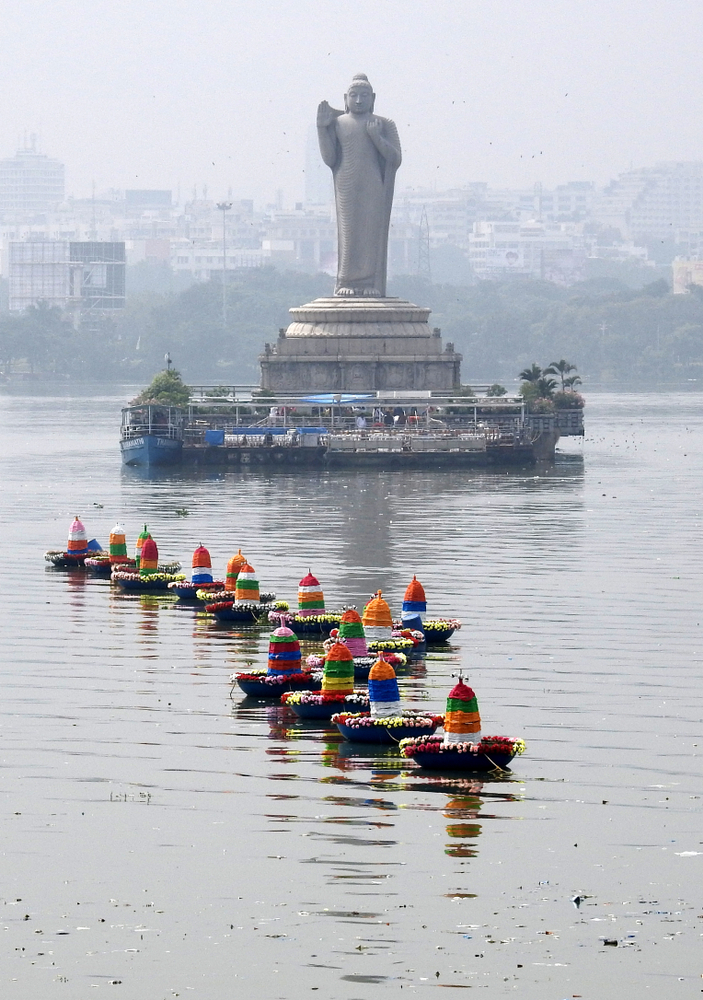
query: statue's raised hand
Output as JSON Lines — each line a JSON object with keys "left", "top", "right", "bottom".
{"left": 317, "top": 101, "right": 336, "bottom": 128}
{"left": 366, "top": 116, "right": 383, "bottom": 142}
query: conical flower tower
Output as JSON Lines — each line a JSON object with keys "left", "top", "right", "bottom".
{"left": 135, "top": 524, "right": 150, "bottom": 570}
{"left": 337, "top": 608, "right": 368, "bottom": 658}
{"left": 267, "top": 627, "right": 302, "bottom": 677}
{"left": 109, "top": 523, "right": 129, "bottom": 565}
{"left": 321, "top": 641, "right": 355, "bottom": 697}
{"left": 139, "top": 535, "right": 159, "bottom": 578}
{"left": 402, "top": 575, "right": 426, "bottom": 632}
{"left": 235, "top": 563, "right": 260, "bottom": 604}
{"left": 67, "top": 517, "right": 88, "bottom": 555}
{"left": 297, "top": 571, "right": 325, "bottom": 617}
{"left": 368, "top": 657, "right": 402, "bottom": 717}
{"left": 443, "top": 678, "right": 481, "bottom": 745}
{"left": 362, "top": 590, "right": 393, "bottom": 641}
{"left": 191, "top": 544, "right": 213, "bottom": 584}
{"left": 225, "top": 549, "right": 246, "bottom": 592}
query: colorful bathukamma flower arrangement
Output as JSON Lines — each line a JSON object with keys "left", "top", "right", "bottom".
{"left": 394, "top": 574, "right": 462, "bottom": 643}
{"left": 362, "top": 590, "right": 423, "bottom": 653}
{"left": 112, "top": 527, "right": 185, "bottom": 591}
{"left": 282, "top": 641, "right": 369, "bottom": 719}
{"left": 269, "top": 571, "right": 341, "bottom": 635}
{"left": 305, "top": 608, "right": 408, "bottom": 678}
{"left": 233, "top": 626, "right": 323, "bottom": 698}
{"left": 399, "top": 677, "right": 525, "bottom": 772}
{"left": 331, "top": 657, "right": 443, "bottom": 744}
{"left": 203, "top": 560, "right": 277, "bottom": 621}
{"left": 45, "top": 516, "right": 104, "bottom": 567}
{"left": 85, "top": 521, "right": 133, "bottom": 573}
{"left": 168, "top": 544, "right": 224, "bottom": 599}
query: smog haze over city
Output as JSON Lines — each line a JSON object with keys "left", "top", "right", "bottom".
{"left": 3, "top": 0, "right": 703, "bottom": 204}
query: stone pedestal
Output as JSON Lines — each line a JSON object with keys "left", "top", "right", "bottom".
{"left": 259, "top": 297, "right": 462, "bottom": 393}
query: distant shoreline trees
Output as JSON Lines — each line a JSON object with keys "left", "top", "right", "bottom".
{"left": 2, "top": 266, "right": 703, "bottom": 385}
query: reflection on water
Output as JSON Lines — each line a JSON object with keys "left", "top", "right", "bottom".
{"left": 1, "top": 390, "right": 702, "bottom": 997}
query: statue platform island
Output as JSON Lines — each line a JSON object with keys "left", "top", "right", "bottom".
{"left": 260, "top": 74, "right": 461, "bottom": 394}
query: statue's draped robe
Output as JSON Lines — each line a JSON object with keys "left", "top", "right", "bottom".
{"left": 331, "top": 113, "right": 401, "bottom": 296}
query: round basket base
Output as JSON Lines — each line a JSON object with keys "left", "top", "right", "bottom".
{"left": 170, "top": 585, "right": 219, "bottom": 601}
{"left": 214, "top": 608, "right": 262, "bottom": 622}
{"left": 237, "top": 674, "right": 322, "bottom": 698}
{"left": 84, "top": 560, "right": 112, "bottom": 574}
{"left": 409, "top": 750, "right": 515, "bottom": 772}
{"left": 114, "top": 578, "right": 174, "bottom": 593}
{"left": 422, "top": 626, "right": 455, "bottom": 643}
{"left": 45, "top": 552, "right": 89, "bottom": 568}
{"left": 291, "top": 620, "right": 333, "bottom": 636}
{"left": 336, "top": 721, "right": 437, "bottom": 744}
{"left": 288, "top": 700, "right": 359, "bottom": 720}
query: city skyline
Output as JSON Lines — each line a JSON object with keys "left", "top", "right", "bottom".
{"left": 2, "top": 0, "right": 703, "bottom": 205}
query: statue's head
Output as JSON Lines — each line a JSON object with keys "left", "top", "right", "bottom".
{"left": 345, "top": 73, "right": 375, "bottom": 115}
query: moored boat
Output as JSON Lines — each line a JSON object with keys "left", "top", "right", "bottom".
{"left": 120, "top": 404, "right": 184, "bottom": 466}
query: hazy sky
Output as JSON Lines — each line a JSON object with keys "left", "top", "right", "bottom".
{"left": 2, "top": 0, "right": 703, "bottom": 206}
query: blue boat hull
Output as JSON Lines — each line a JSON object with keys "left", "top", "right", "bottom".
{"left": 121, "top": 435, "right": 182, "bottom": 467}
{"left": 409, "top": 750, "right": 515, "bottom": 772}
{"left": 336, "top": 721, "right": 437, "bottom": 744}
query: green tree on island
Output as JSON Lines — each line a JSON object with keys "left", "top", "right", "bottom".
{"left": 518, "top": 362, "right": 543, "bottom": 383}
{"left": 131, "top": 367, "right": 191, "bottom": 406}
{"left": 545, "top": 358, "right": 580, "bottom": 390}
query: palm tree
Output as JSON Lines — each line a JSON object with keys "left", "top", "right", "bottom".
{"left": 535, "top": 376, "right": 557, "bottom": 399}
{"left": 519, "top": 363, "right": 543, "bottom": 382}
{"left": 563, "top": 374, "right": 582, "bottom": 390}
{"left": 545, "top": 359, "right": 577, "bottom": 390}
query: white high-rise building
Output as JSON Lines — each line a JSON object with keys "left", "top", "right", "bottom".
{"left": 0, "top": 138, "right": 65, "bottom": 218}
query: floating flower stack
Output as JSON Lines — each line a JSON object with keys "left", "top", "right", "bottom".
{"left": 331, "top": 657, "right": 442, "bottom": 744}
{"left": 235, "top": 563, "right": 259, "bottom": 603}
{"left": 225, "top": 549, "right": 247, "bottom": 591}
{"left": 394, "top": 574, "right": 462, "bottom": 643}
{"left": 109, "top": 523, "right": 131, "bottom": 565}
{"left": 112, "top": 530, "right": 185, "bottom": 592}
{"left": 360, "top": 590, "right": 423, "bottom": 653}
{"left": 298, "top": 571, "right": 325, "bottom": 616}
{"left": 134, "top": 525, "right": 150, "bottom": 570}
{"left": 168, "top": 544, "right": 223, "bottom": 600}
{"left": 362, "top": 590, "right": 393, "bottom": 641}
{"left": 45, "top": 516, "right": 104, "bottom": 567}
{"left": 67, "top": 516, "right": 89, "bottom": 557}
{"left": 234, "top": 626, "right": 322, "bottom": 697}
{"left": 401, "top": 575, "right": 426, "bottom": 633}
{"left": 399, "top": 676, "right": 525, "bottom": 772}
{"left": 139, "top": 535, "right": 159, "bottom": 576}
{"left": 86, "top": 521, "right": 129, "bottom": 573}
{"left": 204, "top": 561, "right": 277, "bottom": 622}
{"left": 337, "top": 608, "right": 368, "bottom": 658}
{"left": 266, "top": 570, "right": 340, "bottom": 635}
{"left": 282, "top": 641, "right": 369, "bottom": 719}
{"left": 305, "top": 635, "right": 407, "bottom": 680}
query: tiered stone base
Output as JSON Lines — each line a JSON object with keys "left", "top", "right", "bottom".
{"left": 259, "top": 297, "right": 461, "bottom": 393}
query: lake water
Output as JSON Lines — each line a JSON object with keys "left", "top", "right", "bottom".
{"left": 1, "top": 388, "right": 701, "bottom": 999}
